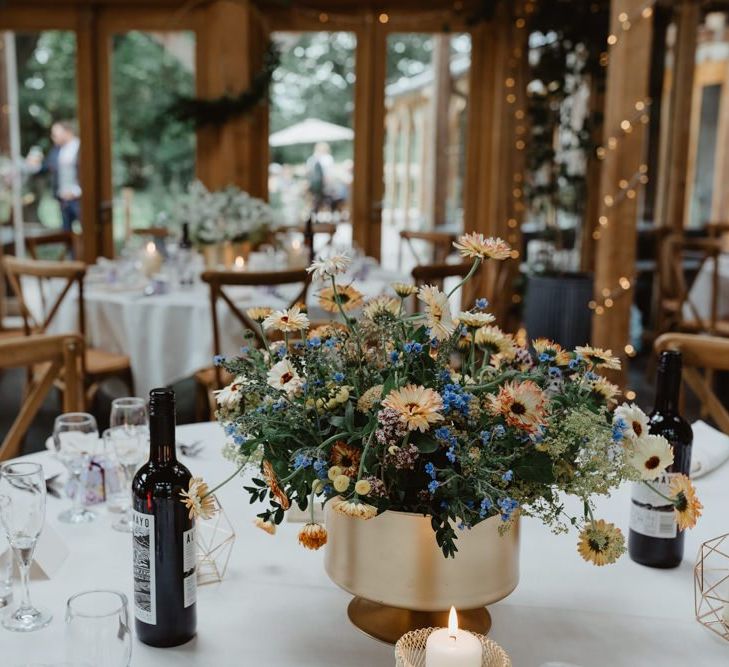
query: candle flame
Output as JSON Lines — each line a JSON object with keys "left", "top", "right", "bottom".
{"left": 146, "top": 241, "right": 156, "bottom": 254}
{"left": 234, "top": 256, "right": 245, "bottom": 269}
{"left": 292, "top": 239, "right": 302, "bottom": 250}
{"left": 448, "top": 605, "right": 458, "bottom": 638}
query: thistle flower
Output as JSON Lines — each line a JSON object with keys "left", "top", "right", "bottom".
{"left": 263, "top": 305, "right": 310, "bottom": 332}
{"left": 253, "top": 517, "right": 276, "bottom": 535}
{"left": 382, "top": 384, "right": 444, "bottom": 432}
{"left": 669, "top": 474, "right": 703, "bottom": 530}
{"left": 180, "top": 477, "right": 217, "bottom": 520}
{"left": 577, "top": 520, "right": 625, "bottom": 566}
{"left": 298, "top": 522, "right": 328, "bottom": 550}
{"left": 332, "top": 498, "right": 378, "bottom": 520}
{"left": 453, "top": 233, "right": 512, "bottom": 260}
{"left": 307, "top": 255, "right": 351, "bottom": 281}
{"left": 418, "top": 285, "right": 455, "bottom": 341}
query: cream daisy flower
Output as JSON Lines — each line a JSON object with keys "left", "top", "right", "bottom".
{"left": 179, "top": 477, "right": 217, "bottom": 520}
{"left": 392, "top": 282, "right": 418, "bottom": 297}
{"left": 627, "top": 434, "right": 674, "bottom": 480}
{"left": 577, "top": 520, "right": 625, "bottom": 566}
{"left": 298, "top": 522, "right": 328, "bottom": 549}
{"left": 614, "top": 403, "right": 650, "bottom": 441}
{"left": 266, "top": 358, "right": 303, "bottom": 396}
{"left": 253, "top": 517, "right": 276, "bottom": 535}
{"left": 532, "top": 338, "right": 571, "bottom": 366}
{"left": 575, "top": 345, "right": 622, "bottom": 370}
{"left": 453, "top": 233, "right": 512, "bottom": 260}
{"left": 457, "top": 311, "right": 495, "bottom": 328}
{"left": 364, "top": 295, "right": 400, "bottom": 319}
{"left": 590, "top": 376, "right": 621, "bottom": 404}
{"left": 318, "top": 284, "right": 364, "bottom": 313}
{"left": 487, "top": 380, "right": 546, "bottom": 434}
{"left": 474, "top": 325, "right": 516, "bottom": 358}
{"left": 262, "top": 305, "right": 310, "bottom": 332}
{"left": 306, "top": 254, "right": 351, "bottom": 281}
{"left": 247, "top": 307, "right": 273, "bottom": 323}
{"left": 669, "top": 474, "right": 703, "bottom": 530}
{"left": 418, "top": 285, "right": 455, "bottom": 341}
{"left": 382, "top": 384, "right": 444, "bottom": 432}
{"left": 332, "top": 498, "right": 378, "bottom": 520}
{"left": 214, "top": 376, "right": 244, "bottom": 410}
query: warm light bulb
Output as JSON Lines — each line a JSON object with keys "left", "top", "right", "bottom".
{"left": 448, "top": 606, "right": 458, "bottom": 638}
{"left": 234, "top": 256, "right": 245, "bottom": 270}
{"left": 292, "top": 239, "right": 301, "bottom": 250}
{"left": 146, "top": 241, "right": 155, "bottom": 254}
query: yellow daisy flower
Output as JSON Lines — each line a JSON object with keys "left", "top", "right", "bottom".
{"left": 487, "top": 380, "right": 546, "bottom": 434}
{"left": 318, "top": 284, "right": 364, "bottom": 313}
{"left": 575, "top": 345, "right": 622, "bottom": 370}
{"left": 247, "top": 307, "right": 273, "bottom": 322}
{"left": 453, "top": 233, "right": 512, "bottom": 260}
{"left": 179, "top": 477, "right": 217, "bottom": 520}
{"left": 590, "top": 376, "right": 621, "bottom": 404}
{"left": 332, "top": 498, "right": 378, "bottom": 520}
{"left": 330, "top": 441, "right": 361, "bottom": 478}
{"left": 669, "top": 474, "right": 703, "bottom": 530}
{"left": 457, "top": 311, "right": 495, "bottom": 328}
{"left": 577, "top": 520, "right": 625, "bottom": 566}
{"left": 298, "top": 522, "right": 328, "bottom": 550}
{"left": 392, "top": 282, "right": 418, "bottom": 297}
{"left": 382, "top": 384, "right": 444, "bottom": 432}
{"left": 253, "top": 517, "right": 276, "bottom": 535}
{"left": 474, "top": 325, "right": 516, "bottom": 358}
{"left": 363, "top": 296, "right": 400, "bottom": 319}
{"left": 418, "top": 285, "right": 455, "bottom": 341}
{"left": 532, "top": 338, "right": 571, "bottom": 366}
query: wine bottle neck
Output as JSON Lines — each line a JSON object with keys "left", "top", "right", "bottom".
{"left": 148, "top": 388, "right": 177, "bottom": 464}
{"left": 653, "top": 352, "right": 682, "bottom": 414}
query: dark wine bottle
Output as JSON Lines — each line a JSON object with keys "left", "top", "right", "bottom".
{"left": 628, "top": 350, "right": 693, "bottom": 568}
{"left": 180, "top": 222, "right": 192, "bottom": 250}
{"left": 132, "top": 388, "right": 197, "bottom": 647}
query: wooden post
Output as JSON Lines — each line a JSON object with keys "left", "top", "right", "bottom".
{"left": 592, "top": 0, "right": 654, "bottom": 384}
{"left": 428, "top": 34, "right": 450, "bottom": 229}
{"left": 653, "top": 0, "right": 700, "bottom": 231}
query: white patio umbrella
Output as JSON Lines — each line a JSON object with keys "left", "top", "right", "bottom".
{"left": 269, "top": 118, "right": 354, "bottom": 147}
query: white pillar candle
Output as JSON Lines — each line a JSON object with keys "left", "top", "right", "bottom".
{"left": 141, "top": 241, "right": 163, "bottom": 277}
{"left": 425, "top": 607, "right": 482, "bottom": 667}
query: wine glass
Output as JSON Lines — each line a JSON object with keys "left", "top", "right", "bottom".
{"left": 103, "top": 427, "right": 146, "bottom": 533}
{"left": 52, "top": 413, "right": 99, "bottom": 524}
{"left": 110, "top": 397, "right": 148, "bottom": 434}
{"left": 65, "top": 590, "right": 132, "bottom": 666}
{"left": 0, "top": 461, "right": 52, "bottom": 632}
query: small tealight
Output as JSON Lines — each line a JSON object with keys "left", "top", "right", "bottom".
{"left": 425, "top": 606, "right": 482, "bottom": 667}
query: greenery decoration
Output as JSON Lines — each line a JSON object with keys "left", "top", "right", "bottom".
{"left": 166, "top": 42, "right": 280, "bottom": 128}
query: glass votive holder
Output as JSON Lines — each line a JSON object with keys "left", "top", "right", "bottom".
{"left": 394, "top": 627, "right": 511, "bottom": 667}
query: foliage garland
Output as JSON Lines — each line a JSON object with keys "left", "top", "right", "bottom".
{"left": 166, "top": 41, "right": 280, "bottom": 128}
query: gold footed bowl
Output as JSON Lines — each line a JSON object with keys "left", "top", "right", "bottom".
{"left": 324, "top": 507, "right": 520, "bottom": 644}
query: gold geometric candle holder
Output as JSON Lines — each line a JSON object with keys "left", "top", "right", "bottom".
{"left": 694, "top": 532, "right": 729, "bottom": 642}
{"left": 196, "top": 495, "right": 236, "bottom": 586}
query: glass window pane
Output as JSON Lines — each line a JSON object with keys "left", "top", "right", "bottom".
{"left": 110, "top": 31, "right": 195, "bottom": 245}
{"left": 269, "top": 31, "right": 356, "bottom": 248}
{"left": 382, "top": 33, "right": 470, "bottom": 272}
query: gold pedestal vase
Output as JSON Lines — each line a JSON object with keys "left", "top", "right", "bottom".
{"left": 324, "top": 507, "right": 520, "bottom": 644}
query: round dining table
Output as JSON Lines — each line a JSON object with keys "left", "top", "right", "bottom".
{"left": 3, "top": 421, "right": 728, "bottom": 666}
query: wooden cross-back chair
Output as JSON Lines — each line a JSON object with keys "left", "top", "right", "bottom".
{"left": 399, "top": 229, "right": 458, "bottom": 270}
{"left": 25, "top": 231, "right": 79, "bottom": 261}
{"left": 655, "top": 332, "right": 729, "bottom": 434}
{"left": 195, "top": 268, "right": 311, "bottom": 418}
{"left": 132, "top": 227, "right": 170, "bottom": 239}
{"left": 657, "top": 233, "right": 727, "bottom": 337}
{"left": 1, "top": 256, "right": 132, "bottom": 404}
{"left": 0, "top": 334, "right": 84, "bottom": 461}
{"left": 278, "top": 222, "right": 337, "bottom": 252}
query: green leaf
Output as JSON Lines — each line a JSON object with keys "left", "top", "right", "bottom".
{"left": 512, "top": 449, "right": 556, "bottom": 484}
{"left": 412, "top": 433, "right": 439, "bottom": 454}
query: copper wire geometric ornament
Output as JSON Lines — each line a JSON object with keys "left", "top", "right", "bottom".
{"left": 196, "top": 495, "right": 236, "bottom": 586}
{"left": 394, "top": 628, "right": 511, "bottom": 667}
{"left": 694, "top": 532, "right": 729, "bottom": 642}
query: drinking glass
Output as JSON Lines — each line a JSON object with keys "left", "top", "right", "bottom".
{"left": 0, "top": 529, "right": 13, "bottom": 608}
{"left": 110, "top": 397, "right": 148, "bottom": 433}
{"left": 0, "top": 461, "right": 52, "bottom": 631}
{"left": 65, "top": 590, "right": 132, "bottom": 667}
{"left": 52, "top": 413, "right": 99, "bottom": 524}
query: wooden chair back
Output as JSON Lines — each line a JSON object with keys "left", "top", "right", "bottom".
{"left": 399, "top": 229, "right": 457, "bottom": 269}
{"left": 25, "top": 231, "right": 79, "bottom": 261}
{"left": 655, "top": 332, "right": 729, "bottom": 434}
{"left": 200, "top": 268, "right": 311, "bottom": 388}
{"left": 658, "top": 233, "right": 722, "bottom": 333}
{"left": 0, "top": 334, "right": 84, "bottom": 461}
{"left": 1, "top": 256, "right": 87, "bottom": 338}
{"left": 132, "top": 227, "right": 170, "bottom": 239}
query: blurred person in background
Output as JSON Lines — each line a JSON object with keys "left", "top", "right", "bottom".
{"left": 306, "top": 142, "right": 334, "bottom": 214}
{"left": 27, "top": 120, "right": 81, "bottom": 232}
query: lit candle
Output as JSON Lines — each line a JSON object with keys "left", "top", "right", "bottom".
{"left": 425, "top": 607, "right": 482, "bottom": 667}
{"left": 141, "top": 241, "right": 162, "bottom": 277}
{"left": 233, "top": 255, "right": 246, "bottom": 272}
{"left": 286, "top": 238, "right": 308, "bottom": 269}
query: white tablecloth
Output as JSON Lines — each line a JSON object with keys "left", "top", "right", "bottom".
{"left": 43, "top": 261, "right": 405, "bottom": 395}
{"left": 684, "top": 253, "right": 729, "bottom": 322}
{"left": 3, "top": 422, "right": 728, "bottom": 667}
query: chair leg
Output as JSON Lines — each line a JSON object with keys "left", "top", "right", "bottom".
{"left": 195, "top": 382, "right": 211, "bottom": 423}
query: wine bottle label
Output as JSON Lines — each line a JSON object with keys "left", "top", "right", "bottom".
{"left": 183, "top": 527, "right": 196, "bottom": 608}
{"left": 629, "top": 477, "right": 677, "bottom": 539}
{"left": 133, "top": 511, "right": 156, "bottom": 624}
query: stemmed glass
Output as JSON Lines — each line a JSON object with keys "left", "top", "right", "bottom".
{"left": 53, "top": 413, "right": 99, "bottom": 524}
{"left": 66, "top": 590, "right": 132, "bottom": 666}
{"left": 0, "top": 461, "right": 52, "bottom": 631}
{"left": 107, "top": 398, "right": 148, "bottom": 532}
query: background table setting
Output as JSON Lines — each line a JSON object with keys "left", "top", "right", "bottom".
{"left": 1, "top": 415, "right": 729, "bottom": 666}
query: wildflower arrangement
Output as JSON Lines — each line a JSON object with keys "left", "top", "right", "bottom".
{"left": 189, "top": 232, "right": 702, "bottom": 563}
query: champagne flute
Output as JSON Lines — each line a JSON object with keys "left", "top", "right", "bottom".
{"left": 108, "top": 398, "right": 148, "bottom": 532}
{"left": 0, "top": 461, "right": 52, "bottom": 632}
{"left": 66, "top": 590, "right": 132, "bottom": 666}
{"left": 53, "top": 413, "right": 99, "bottom": 524}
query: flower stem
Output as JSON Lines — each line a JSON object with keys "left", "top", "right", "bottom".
{"left": 447, "top": 258, "right": 481, "bottom": 300}
{"left": 356, "top": 429, "right": 377, "bottom": 481}
{"left": 203, "top": 461, "right": 247, "bottom": 499}
{"left": 643, "top": 480, "right": 676, "bottom": 505}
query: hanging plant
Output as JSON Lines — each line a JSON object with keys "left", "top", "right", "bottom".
{"left": 165, "top": 41, "right": 280, "bottom": 128}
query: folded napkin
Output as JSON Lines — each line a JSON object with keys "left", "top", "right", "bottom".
{"left": 691, "top": 420, "right": 729, "bottom": 478}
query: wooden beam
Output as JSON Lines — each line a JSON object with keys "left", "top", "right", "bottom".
{"left": 653, "top": 0, "right": 700, "bottom": 231}
{"left": 592, "top": 0, "right": 654, "bottom": 384}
